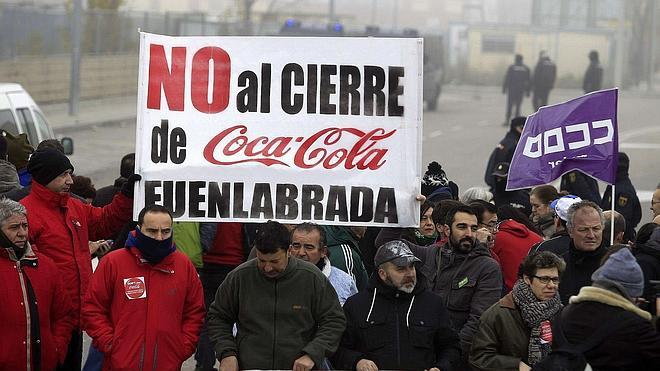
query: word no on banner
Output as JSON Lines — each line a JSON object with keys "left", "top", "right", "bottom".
{"left": 134, "top": 32, "right": 423, "bottom": 227}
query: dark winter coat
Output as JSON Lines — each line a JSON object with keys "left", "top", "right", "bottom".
{"left": 333, "top": 273, "right": 461, "bottom": 371}
{"left": 484, "top": 131, "right": 520, "bottom": 190}
{"left": 601, "top": 180, "right": 642, "bottom": 243}
{"left": 583, "top": 61, "right": 603, "bottom": 93}
{"left": 557, "top": 242, "right": 608, "bottom": 305}
{"left": 376, "top": 229, "right": 502, "bottom": 354}
{"left": 469, "top": 292, "right": 558, "bottom": 370}
{"left": 634, "top": 229, "right": 660, "bottom": 315}
{"left": 560, "top": 170, "right": 601, "bottom": 204}
{"left": 557, "top": 286, "right": 660, "bottom": 370}
{"left": 502, "top": 63, "right": 531, "bottom": 97}
{"left": 532, "top": 57, "right": 556, "bottom": 93}
{"left": 529, "top": 231, "right": 570, "bottom": 256}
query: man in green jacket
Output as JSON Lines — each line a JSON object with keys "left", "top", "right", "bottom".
{"left": 207, "top": 220, "right": 346, "bottom": 371}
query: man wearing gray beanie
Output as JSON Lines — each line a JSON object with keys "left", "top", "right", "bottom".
{"left": 552, "top": 247, "right": 660, "bottom": 370}
{"left": 20, "top": 149, "right": 139, "bottom": 371}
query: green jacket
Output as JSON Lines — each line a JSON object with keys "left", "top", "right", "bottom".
{"left": 324, "top": 226, "right": 369, "bottom": 291}
{"left": 173, "top": 222, "right": 203, "bottom": 268}
{"left": 469, "top": 292, "right": 530, "bottom": 370}
{"left": 207, "top": 256, "right": 346, "bottom": 369}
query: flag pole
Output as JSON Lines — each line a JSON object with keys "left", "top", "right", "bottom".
{"left": 610, "top": 184, "right": 615, "bottom": 246}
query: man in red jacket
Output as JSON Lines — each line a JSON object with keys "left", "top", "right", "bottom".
{"left": 82, "top": 204, "right": 205, "bottom": 371}
{"left": 20, "top": 149, "right": 138, "bottom": 371}
{"left": 0, "top": 198, "right": 76, "bottom": 370}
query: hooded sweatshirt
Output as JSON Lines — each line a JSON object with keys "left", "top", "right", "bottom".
{"left": 492, "top": 219, "right": 543, "bottom": 291}
{"left": 333, "top": 273, "right": 460, "bottom": 371}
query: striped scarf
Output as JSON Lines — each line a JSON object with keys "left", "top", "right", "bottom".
{"left": 512, "top": 279, "right": 563, "bottom": 365}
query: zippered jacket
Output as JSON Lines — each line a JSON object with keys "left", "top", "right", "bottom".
{"left": 0, "top": 243, "right": 75, "bottom": 371}
{"left": 207, "top": 257, "right": 346, "bottom": 369}
{"left": 82, "top": 241, "right": 205, "bottom": 371}
{"left": 333, "top": 273, "right": 461, "bottom": 370}
{"left": 21, "top": 181, "right": 133, "bottom": 326}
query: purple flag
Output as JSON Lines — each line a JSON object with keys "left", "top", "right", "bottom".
{"left": 506, "top": 89, "right": 618, "bottom": 190}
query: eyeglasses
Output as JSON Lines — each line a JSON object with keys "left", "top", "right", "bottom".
{"left": 533, "top": 275, "right": 560, "bottom": 285}
{"left": 652, "top": 200, "right": 660, "bottom": 206}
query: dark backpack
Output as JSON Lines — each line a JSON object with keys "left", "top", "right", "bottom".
{"left": 532, "top": 313, "right": 623, "bottom": 371}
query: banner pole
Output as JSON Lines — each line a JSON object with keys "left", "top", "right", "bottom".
{"left": 610, "top": 184, "right": 616, "bottom": 246}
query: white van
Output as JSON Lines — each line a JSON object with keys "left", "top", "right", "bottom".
{"left": 0, "top": 83, "right": 72, "bottom": 154}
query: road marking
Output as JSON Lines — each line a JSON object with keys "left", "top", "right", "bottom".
{"left": 429, "top": 130, "right": 443, "bottom": 138}
{"left": 619, "top": 126, "right": 660, "bottom": 140}
{"left": 620, "top": 142, "right": 660, "bottom": 149}
{"left": 450, "top": 125, "right": 461, "bottom": 131}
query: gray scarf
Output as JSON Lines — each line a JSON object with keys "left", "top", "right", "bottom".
{"left": 512, "top": 279, "right": 563, "bottom": 365}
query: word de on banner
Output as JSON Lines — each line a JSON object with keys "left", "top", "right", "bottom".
{"left": 506, "top": 88, "right": 618, "bottom": 191}
{"left": 134, "top": 32, "right": 423, "bottom": 226}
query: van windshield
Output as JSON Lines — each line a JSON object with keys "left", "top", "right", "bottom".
{"left": 0, "top": 109, "right": 19, "bottom": 135}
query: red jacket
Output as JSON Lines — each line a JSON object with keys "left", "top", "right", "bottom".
{"left": 20, "top": 181, "right": 133, "bottom": 326}
{"left": 0, "top": 244, "right": 75, "bottom": 371}
{"left": 82, "top": 244, "right": 205, "bottom": 371}
{"left": 492, "top": 219, "right": 543, "bottom": 291}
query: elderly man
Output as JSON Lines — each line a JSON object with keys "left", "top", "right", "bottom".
{"left": 289, "top": 222, "right": 358, "bottom": 305}
{"left": 651, "top": 183, "right": 660, "bottom": 219}
{"left": 0, "top": 198, "right": 75, "bottom": 370}
{"left": 82, "top": 204, "right": 205, "bottom": 370}
{"left": 333, "top": 240, "right": 461, "bottom": 371}
{"left": 20, "top": 149, "right": 138, "bottom": 370}
{"left": 553, "top": 200, "right": 608, "bottom": 304}
{"left": 208, "top": 220, "right": 345, "bottom": 371}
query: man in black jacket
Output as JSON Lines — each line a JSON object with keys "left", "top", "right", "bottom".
{"left": 333, "top": 240, "right": 460, "bottom": 371}
{"left": 484, "top": 116, "right": 525, "bottom": 191}
{"left": 601, "top": 152, "right": 642, "bottom": 242}
{"left": 502, "top": 54, "right": 531, "bottom": 125}
{"left": 531, "top": 51, "right": 556, "bottom": 111}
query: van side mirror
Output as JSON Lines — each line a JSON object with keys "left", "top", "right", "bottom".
{"left": 61, "top": 137, "right": 74, "bottom": 155}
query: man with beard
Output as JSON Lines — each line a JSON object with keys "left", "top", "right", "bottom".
{"left": 333, "top": 240, "right": 460, "bottom": 371}
{"left": 376, "top": 205, "right": 502, "bottom": 363}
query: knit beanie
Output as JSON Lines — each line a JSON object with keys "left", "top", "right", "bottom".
{"left": 421, "top": 161, "right": 449, "bottom": 197}
{"left": 591, "top": 248, "right": 644, "bottom": 298}
{"left": 4, "top": 131, "right": 33, "bottom": 170}
{"left": 27, "top": 149, "right": 74, "bottom": 186}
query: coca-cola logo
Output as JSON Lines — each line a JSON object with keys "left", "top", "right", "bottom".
{"left": 203, "top": 125, "right": 395, "bottom": 170}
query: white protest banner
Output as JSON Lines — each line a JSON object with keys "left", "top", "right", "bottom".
{"left": 134, "top": 32, "right": 423, "bottom": 227}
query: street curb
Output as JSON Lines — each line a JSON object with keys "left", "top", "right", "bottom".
{"left": 54, "top": 115, "right": 136, "bottom": 135}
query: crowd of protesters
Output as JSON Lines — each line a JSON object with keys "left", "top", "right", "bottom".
{"left": 1, "top": 107, "right": 660, "bottom": 371}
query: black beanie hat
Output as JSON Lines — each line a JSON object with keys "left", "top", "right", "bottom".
{"left": 27, "top": 149, "right": 74, "bottom": 186}
{"left": 421, "top": 161, "right": 449, "bottom": 197}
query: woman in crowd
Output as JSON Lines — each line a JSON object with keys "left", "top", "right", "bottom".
{"left": 469, "top": 251, "right": 565, "bottom": 371}
{"left": 529, "top": 185, "right": 560, "bottom": 238}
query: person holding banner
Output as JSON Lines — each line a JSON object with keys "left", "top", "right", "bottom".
{"left": 20, "top": 149, "right": 139, "bottom": 371}
{"left": 207, "top": 220, "right": 345, "bottom": 371}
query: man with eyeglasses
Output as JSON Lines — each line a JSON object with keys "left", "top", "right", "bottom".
{"left": 470, "top": 251, "right": 565, "bottom": 371}
{"left": 651, "top": 184, "right": 660, "bottom": 219}
{"left": 554, "top": 200, "right": 608, "bottom": 304}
